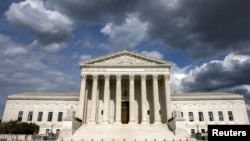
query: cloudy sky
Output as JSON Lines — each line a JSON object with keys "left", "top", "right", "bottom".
{"left": 0, "top": 0, "right": 250, "bottom": 119}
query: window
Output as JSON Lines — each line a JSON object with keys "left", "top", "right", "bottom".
{"left": 208, "top": 111, "right": 214, "bottom": 121}
{"left": 181, "top": 112, "right": 183, "bottom": 117}
{"left": 27, "top": 111, "right": 33, "bottom": 121}
{"left": 188, "top": 112, "right": 194, "bottom": 121}
{"left": 46, "top": 129, "right": 50, "bottom": 134}
{"left": 190, "top": 129, "right": 196, "bottom": 138}
{"left": 198, "top": 112, "right": 204, "bottom": 121}
{"left": 201, "top": 129, "right": 206, "bottom": 133}
{"left": 218, "top": 111, "right": 224, "bottom": 121}
{"left": 56, "top": 129, "right": 60, "bottom": 135}
{"left": 228, "top": 111, "right": 234, "bottom": 121}
{"left": 48, "top": 112, "right": 53, "bottom": 121}
{"left": 17, "top": 111, "right": 23, "bottom": 121}
{"left": 37, "top": 112, "right": 43, "bottom": 121}
{"left": 57, "top": 112, "right": 63, "bottom": 122}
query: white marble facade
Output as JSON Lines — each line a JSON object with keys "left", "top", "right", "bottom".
{"left": 2, "top": 93, "right": 79, "bottom": 134}
{"left": 2, "top": 50, "right": 249, "bottom": 139}
{"left": 76, "top": 50, "right": 172, "bottom": 125}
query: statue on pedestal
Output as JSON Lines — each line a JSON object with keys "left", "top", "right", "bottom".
{"left": 173, "top": 106, "right": 182, "bottom": 119}
{"left": 64, "top": 106, "right": 75, "bottom": 121}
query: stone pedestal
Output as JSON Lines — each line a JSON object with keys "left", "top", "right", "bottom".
{"left": 63, "top": 120, "right": 73, "bottom": 129}
{"left": 58, "top": 118, "right": 73, "bottom": 139}
{"left": 172, "top": 107, "right": 188, "bottom": 138}
{"left": 175, "top": 117, "right": 188, "bottom": 138}
{"left": 58, "top": 107, "right": 75, "bottom": 138}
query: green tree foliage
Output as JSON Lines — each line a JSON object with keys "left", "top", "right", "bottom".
{"left": 0, "top": 120, "right": 39, "bottom": 134}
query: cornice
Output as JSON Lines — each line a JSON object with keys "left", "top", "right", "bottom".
{"left": 7, "top": 93, "right": 79, "bottom": 101}
{"left": 171, "top": 93, "right": 244, "bottom": 101}
{"left": 7, "top": 92, "right": 245, "bottom": 102}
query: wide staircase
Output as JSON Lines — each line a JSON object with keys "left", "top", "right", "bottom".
{"left": 58, "top": 124, "right": 189, "bottom": 141}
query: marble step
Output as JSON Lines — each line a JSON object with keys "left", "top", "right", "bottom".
{"left": 58, "top": 124, "right": 189, "bottom": 141}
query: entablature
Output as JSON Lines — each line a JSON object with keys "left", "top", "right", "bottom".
{"left": 81, "top": 67, "right": 170, "bottom": 76}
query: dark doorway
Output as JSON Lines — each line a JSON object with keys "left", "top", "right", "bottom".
{"left": 121, "top": 101, "right": 129, "bottom": 124}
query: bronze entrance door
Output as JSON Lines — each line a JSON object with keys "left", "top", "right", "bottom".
{"left": 121, "top": 102, "right": 129, "bottom": 124}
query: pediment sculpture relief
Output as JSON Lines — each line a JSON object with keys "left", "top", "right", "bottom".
{"left": 93, "top": 54, "right": 156, "bottom": 65}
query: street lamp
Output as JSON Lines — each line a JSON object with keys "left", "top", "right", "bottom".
{"left": 47, "top": 125, "right": 55, "bottom": 141}
{"left": 196, "top": 124, "right": 201, "bottom": 140}
{"left": 196, "top": 124, "right": 199, "bottom": 133}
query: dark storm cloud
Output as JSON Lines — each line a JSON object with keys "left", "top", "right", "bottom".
{"left": 138, "top": 0, "right": 250, "bottom": 58}
{"left": 232, "top": 88, "right": 250, "bottom": 100}
{"left": 47, "top": 0, "right": 138, "bottom": 24}
{"left": 185, "top": 0, "right": 250, "bottom": 45}
{"left": 177, "top": 53, "right": 250, "bottom": 117}
{"left": 184, "top": 0, "right": 250, "bottom": 56}
{"left": 47, "top": 0, "right": 250, "bottom": 58}
{"left": 181, "top": 54, "right": 250, "bottom": 92}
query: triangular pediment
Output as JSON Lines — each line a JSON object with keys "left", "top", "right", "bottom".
{"left": 80, "top": 50, "right": 171, "bottom": 65}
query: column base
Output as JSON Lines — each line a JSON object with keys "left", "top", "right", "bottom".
{"left": 88, "top": 121, "right": 96, "bottom": 124}
{"left": 140, "top": 121, "right": 149, "bottom": 124}
{"left": 114, "top": 121, "right": 121, "bottom": 124}
{"left": 129, "top": 120, "right": 136, "bottom": 124}
{"left": 154, "top": 120, "right": 161, "bottom": 124}
{"left": 102, "top": 121, "right": 109, "bottom": 124}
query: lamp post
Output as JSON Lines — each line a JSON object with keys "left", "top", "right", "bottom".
{"left": 196, "top": 124, "right": 201, "bottom": 140}
{"left": 47, "top": 125, "right": 55, "bottom": 141}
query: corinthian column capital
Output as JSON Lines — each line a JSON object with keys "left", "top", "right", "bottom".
{"left": 104, "top": 74, "right": 110, "bottom": 81}
{"left": 93, "top": 74, "right": 98, "bottom": 81}
{"left": 153, "top": 74, "right": 158, "bottom": 80}
{"left": 81, "top": 74, "right": 87, "bottom": 81}
{"left": 129, "top": 74, "right": 135, "bottom": 80}
{"left": 116, "top": 74, "right": 122, "bottom": 81}
{"left": 141, "top": 74, "right": 147, "bottom": 81}
{"left": 164, "top": 74, "right": 170, "bottom": 80}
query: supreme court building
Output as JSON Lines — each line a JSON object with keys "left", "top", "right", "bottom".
{"left": 2, "top": 50, "right": 249, "bottom": 140}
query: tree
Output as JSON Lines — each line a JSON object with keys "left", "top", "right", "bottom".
{"left": 0, "top": 120, "right": 39, "bottom": 134}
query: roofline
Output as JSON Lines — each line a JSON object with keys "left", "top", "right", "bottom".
{"left": 79, "top": 64, "right": 171, "bottom": 68}
{"left": 6, "top": 92, "right": 245, "bottom": 101}
{"left": 78, "top": 50, "right": 172, "bottom": 67}
{"left": 171, "top": 93, "right": 245, "bottom": 101}
{"left": 7, "top": 93, "right": 79, "bottom": 101}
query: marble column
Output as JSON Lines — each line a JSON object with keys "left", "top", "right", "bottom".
{"left": 153, "top": 74, "right": 161, "bottom": 124}
{"left": 115, "top": 74, "right": 122, "bottom": 124}
{"left": 141, "top": 74, "right": 148, "bottom": 124}
{"left": 129, "top": 74, "right": 135, "bottom": 124}
{"left": 78, "top": 74, "right": 87, "bottom": 122}
{"left": 89, "top": 74, "right": 98, "bottom": 123}
{"left": 103, "top": 74, "right": 110, "bottom": 123}
{"left": 164, "top": 74, "right": 172, "bottom": 122}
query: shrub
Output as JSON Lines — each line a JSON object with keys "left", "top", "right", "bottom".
{"left": 0, "top": 120, "right": 39, "bottom": 134}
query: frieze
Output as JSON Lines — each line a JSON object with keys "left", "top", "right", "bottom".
{"left": 82, "top": 68, "right": 169, "bottom": 73}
